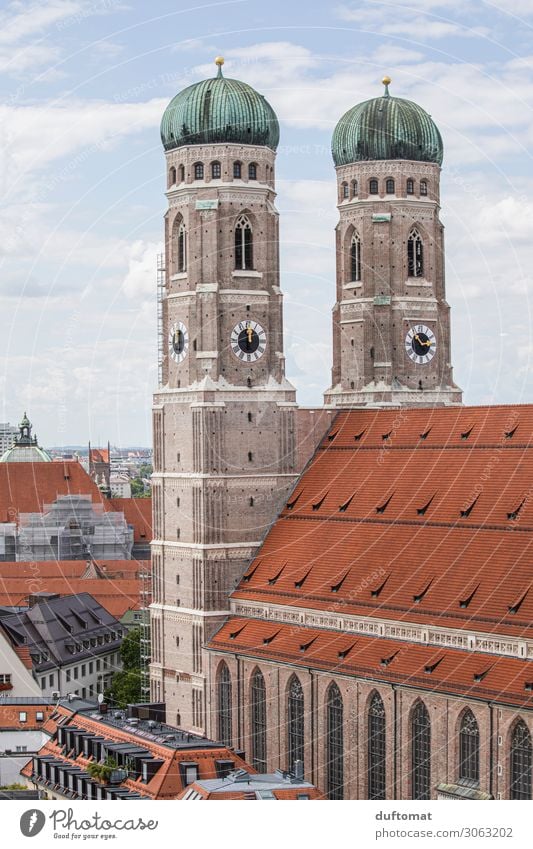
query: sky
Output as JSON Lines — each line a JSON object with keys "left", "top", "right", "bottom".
{"left": 0, "top": 0, "right": 533, "bottom": 446}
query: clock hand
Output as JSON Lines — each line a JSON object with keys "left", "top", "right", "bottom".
{"left": 246, "top": 323, "right": 253, "bottom": 345}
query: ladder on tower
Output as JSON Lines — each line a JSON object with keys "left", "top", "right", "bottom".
{"left": 156, "top": 254, "right": 166, "bottom": 386}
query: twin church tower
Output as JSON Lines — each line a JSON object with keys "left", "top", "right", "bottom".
{"left": 150, "top": 58, "right": 462, "bottom": 732}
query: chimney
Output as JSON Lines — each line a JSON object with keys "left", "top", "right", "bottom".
{"left": 28, "top": 592, "right": 60, "bottom": 608}
{"left": 293, "top": 760, "right": 304, "bottom": 781}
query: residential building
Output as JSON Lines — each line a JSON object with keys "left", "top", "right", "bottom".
{"left": 0, "top": 592, "right": 124, "bottom": 699}
{"left": 0, "top": 698, "right": 52, "bottom": 786}
{"left": 24, "top": 699, "right": 257, "bottom": 800}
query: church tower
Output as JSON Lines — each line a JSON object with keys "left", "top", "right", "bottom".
{"left": 324, "top": 78, "right": 462, "bottom": 408}
{"left": 150, "top": 59, "right": 298, "bottom": 733}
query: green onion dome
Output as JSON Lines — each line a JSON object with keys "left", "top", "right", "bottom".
{"left": 161, "top": 57, "right": 280, "bottom": 152}
{"left": 332, "top": 77, "right": 443, "bottom": 167}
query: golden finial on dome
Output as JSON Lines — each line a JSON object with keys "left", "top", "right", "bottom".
{"left": 215, "top": 56, "right": 224, "bottom": 77}
{"left": 382, "top": 75, "right": 391, "bottom": 97}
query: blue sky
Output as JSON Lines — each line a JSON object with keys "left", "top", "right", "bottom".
{"left": 1, "top": 0, "right": 532, "bottom": 445}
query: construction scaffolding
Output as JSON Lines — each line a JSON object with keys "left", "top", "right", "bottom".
{"left": 139, "top": 564, "right": 152, "bottom": 702}
{"left": 156, "top": 253, "right": 166, "bottom": 387}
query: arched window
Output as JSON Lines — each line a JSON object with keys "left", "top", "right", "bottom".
{"left": 250, "top": 669, "right": 267, "bottom": 772}
{"left": 351, "top": 179, "right": 358, "bottom": 198}
{"left": 326, "top": 683, "right": 343, "bottom": 799}
{"left": 168, "top": 166, "right": 176, "bottom": 187}
{"left": 411, "top": 701, "right": 431, "bottom": 799}
{"left": 406, "top": 178, "right": 414, "bottom": 195}
{"left": 287, "top": 675, "right": 304, "bottom": 772}
{"left": 178, "top": 164, "right": 185, "bottom": 183}
{"left": 350, "top": 232, "right": 362, "bottom": 282}
{"left": 172, "top": 217, "right": 187, "bottom": 273}
{"left": 211, "top": 161, "right": 221, "bottom": 179}
{"left": 342, "top": 181, "right": 349, "bottom": 199}
{"left": 510, "top": 720, "right": 532, "bottom": 800}
{"left": 368, "top": 692, "right": 386, "bottom": 799}
{"left": 235, "top": 214, "right": 253, "bottom": 270}
{"left": 420, "top": 180, "right": 428, "bottom": 196}
{"left": 177, "top": 222, "right": 186, "bottom": 272}
{"left": 407, "top": 228, "right": 424, "bottom": 277}
{"left": 369, "top": 178, "right": 379, "bottom": 194}
{"left": 233, "top": 161, "right": 242, "bottom": 179}
{"left": 217, "top": 662, "right": 232, "bottom": 747}
{"left": 248, "top": 162, "right": 257, "bottom": 180}
{"left": 194, "top": 162, "right": 204, "bottom": 180}
{"left": 459, "top": 709, "right": 480, "bottom": 783}
{"left": 385, "top": 178, "right": 395, "bottom": 194}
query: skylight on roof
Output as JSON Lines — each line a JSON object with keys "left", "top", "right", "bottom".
{"left": 312, "top": 492, "right": 328, "bottom": 511}
{"left": 376, "top": 493, "right": 394, "bottom": 514}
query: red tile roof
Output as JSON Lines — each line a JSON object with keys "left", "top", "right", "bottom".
{"left": 231, "top": 405, "right": 533, "bottom": 639}
{"left": 89, "top": 448, "right": 109, "bottom": 464}
{"left": 0, "top": 560, "right": 150, "bottom": 618}
{"left": 0, "top": 462, "right": 105, "bottom": 523}
{"left": 210, "top": 617, "right": 533, "bottom": 708}
{"left": 0, "top": 703, "right": 52, "bottom": 729}
{"left": 109, "top": 498, "right": 152, "bottom": 542}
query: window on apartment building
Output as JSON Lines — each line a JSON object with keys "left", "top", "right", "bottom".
{"left": 89, "top": 662, "right": 93, "bottom": 674}
{"left": 0, "top": 674, "right": 11, "bottom": 684}
{"left": 49, "top": 674, "right": 54, "bottom": 687}
{"left": 73, "top": 667, "right": 78, "bottom": 680}
{"left": 81, "top": 664, "right": 86, "bottom": 677}
{"left": 66, "top": 669, "right": 71, "bottom": 682}
{"left": 368, "top": 692, "right": 386, "bottom": 800}
{"left": 36, "top": 712, "right": 44, "bottom": 722}
{"left": 411, "top": 700, "right": 431, "bottom": 800}
{"left": 16, "top": 746, "right": 27, "bottom": 753}
{"left": 326, "top": 683, "right": 343, "bottom": 800}
{"left": 19, "top": 712, "right": 27, "bottom": 723}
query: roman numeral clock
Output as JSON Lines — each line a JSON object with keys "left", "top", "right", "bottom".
{"left": 405, "top": 324, "right": 436, "bottom": 366}
{"left": 231, "top": 320, "right": 267, "bottom": 363}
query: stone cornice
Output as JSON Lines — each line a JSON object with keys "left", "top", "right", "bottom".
{"left": 230, "top": 598, "right": 530, "bottom": 660}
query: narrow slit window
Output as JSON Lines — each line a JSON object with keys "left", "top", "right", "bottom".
{"left": 350, "top": 232, "right": 362, "bottom": 282}
{"left": 407, "top": 228, "right": 424, "bottom": 277}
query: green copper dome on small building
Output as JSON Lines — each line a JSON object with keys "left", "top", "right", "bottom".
{"left": 332, "top": 77, "right": 443, "bottom": 167}
{"left": 161, "top": 57, "right": 280, "bottom": 152}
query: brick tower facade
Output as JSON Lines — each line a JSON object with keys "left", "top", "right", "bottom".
{"left": 324, "top": 79, "right": 462, "bottom": 408}
{"left": 150, "top": 60, "right": 299, "bottom": 733}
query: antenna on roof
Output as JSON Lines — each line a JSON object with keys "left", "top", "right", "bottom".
{"left": 97, "top": 692, "right": 104, "bottom": 704}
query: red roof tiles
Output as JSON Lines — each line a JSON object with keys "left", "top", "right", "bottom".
{"left": 210, "top": 617, "right": 533, "bottom": 708}
{"left": 231, "top": 405, "right": 533, "bottom": 639}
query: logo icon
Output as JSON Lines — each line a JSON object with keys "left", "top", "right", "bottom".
{"left": 20, "top": 810, "right": 46, "bottom": 838}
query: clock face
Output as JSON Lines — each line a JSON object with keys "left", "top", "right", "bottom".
{"left": 168, "top": 321, "right": 189, "bottom": 363}
{"left": 405, "top": 324, "right": 436, "bottom": 364}
{"left": 231, "top": 320, "right": 267, "bottom": 362}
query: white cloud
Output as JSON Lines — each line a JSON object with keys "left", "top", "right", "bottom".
{"left": 121, "top": 240, "right": 162, "bottom": 299}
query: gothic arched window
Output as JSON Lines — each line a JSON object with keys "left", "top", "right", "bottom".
{"left": 342, "top": 181, "right": 349, "bottom": 199}
{"left": 211, "top": 161, "right": 221, "bottom": 179}
{"left": 420, "top": 180, "right": 428, "bottom": 196}
{"left": 287, "top": 675, "right": 304, "bottom": 772}
{"left": 177, "top": 222, "right": 186, "bottom": 272}
{"left": 217, "top": 662, "right": 232, "bottom": 747}
{"left": 350, "top": 232, "right": 362, "bottom": 282}
{"left": 172, "top": 218, "right": 187, "bottom": 273}
{"left": 369, "top": 178, "right": 379, "bottom": 194}
{"left": 510, "top": 720, "right": 532, "bottom": 800}
{"left": 326, "top": 683, "right": 344, "bottom": 799}
{"left": 233, "top": 161, "right": 242, "bottom": 179}
{"left": 386, "top": 178, "right": 395, "bottom": 194}
{"left": 411, "top": 701, "right": 431, "bottom": 799}
{"left": 406, "top": 178, "right": 414, "bottom": 195}
{"left": 235, "top": 214, "right": 253, "bottom": 270}
{"left": 194, "top": 162, "right": 204, "bottom": 180}
{"left": 368, "top": 692, "right": 386, "bottom": 799}
{"left": 248, "top": 162, "right": 257, "bottom": 180}
{"left": 459, "top": 709, "right": 480, "bottom": 783}
{"left": 168, "top": 166, "right": 176, "bottom": 187}
{"left": 250, "top": 669, "right": 267, "bottom": 771}
{"left": 407, "top": 228, "right": 424, "bottom": 278}
{"left": 351, "top": 179, "right": 358, "bottom": 197}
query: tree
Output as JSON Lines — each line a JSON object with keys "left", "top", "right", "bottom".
{"left": 105, "top": 627, "right": 142, "bottom": 708}
{"left": 130, "top": 478, "right": 149, "bottom": 498}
